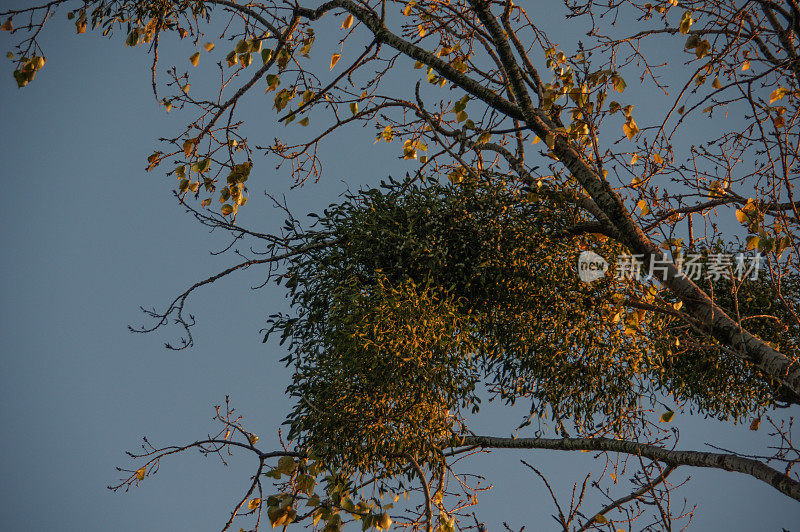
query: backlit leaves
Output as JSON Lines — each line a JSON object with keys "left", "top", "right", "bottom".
{"left": 679, "top": 11, "right": 693, "bottom": 34}
{"left": 623, "top": 117, "right": 639, "bottom": 140}
{"left": 770, "top": 87, "right": 789, "bottom": 104}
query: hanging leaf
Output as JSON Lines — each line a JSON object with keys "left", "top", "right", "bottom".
{"left": 623, "top": 118, "right": 639, "bottom": 140}
{"left": 330, "top": 53, "right": 341, "bottom": 69}
{"left": 660, "top": 411, "right": 675, "bottom": 422}
{"left": 342, "top": 13, "right": 354, "bottom": 29}
{"left": 135, "top": 467, "right": 146, "bottom": 481}
{"left": 189, "top": 51, "right": 200, "bottom": 67}
{"left": 679, "top": 11, "right": 693, "bottom": 34}
{"left": 204, "top": 42, "right": 215, "bottom": 52}
{"left": 770, "top": 87, "right": 789, "bottom": 104}
{"left": 735, "top": 209, "right": 748, "bottom": 223}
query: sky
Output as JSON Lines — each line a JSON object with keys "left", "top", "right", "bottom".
{"left": 0, "top": 1, "right": 799, "bottom": 530}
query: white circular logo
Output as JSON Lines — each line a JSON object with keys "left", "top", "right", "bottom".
{"left": 577, "top": 251, "right": 608, "bottom": 283}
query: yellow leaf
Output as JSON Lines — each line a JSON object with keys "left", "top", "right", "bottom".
{"left": 248, "top": 498, "right": 262, "bottom": 510}
{"left": 204, "top": 42, "right": 215, "bottom": 52}
{"left": 595, "top": 515, "right": 608, "bottom": 524}
{"left": 637, "top": 199, "right": 650, "bottom": 216}
{"left": 190, "top": 51, "right": 200, "bottom": 67}
{"left": 712, "top": 77, "right": 721, "bottom": 89}
{"left": 749, "top": 417, "right": 761, "bottom": 431}
{"left": 531, "top": 136, "right": 540, "bottom": 145}
{"left": 183, "top": 138, "right": 197, "bottom": 158}
{"left": 735, "top": 209, "right": 748, "bottom": 223}
{"left": 298, "top": 117, "right": 310, "bottom": 127}
{"left": 630, "top": 153, "right": 638, "bottom": 165}
{"left": 136, "top": 467, "right": 146, "bottom": 481}
{"left": 660, "top": 411, "right": 675, "bottom": 422}
{"left": 350, "top": 101, "right": 359, "bottom": 115}
{"left": 653, "top": 152, "right": 663, "bottom": 165}
{"left": 341, "top": 13, "right": 354, "bottom": 29}
{"left": 330, "top": 53, "right": 341, "bottom": 70}
{"left": 679, "top": 11, "right": 693, "bottom": 34}
{"left": 623, "top": 118, "right": 639, "bottom": 140}
{"left": 248, "top": 434, "right": 259, "bottom": 445}
{"left": 741, "top": 60, "right": 750, "bottom": 71}
{"left": 770, "top": 87, "right": 788, "bottom": 104}
{"left": 418, "top": 24, "right": 426, "bottom": 37}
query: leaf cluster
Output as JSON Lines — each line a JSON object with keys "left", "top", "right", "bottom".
{"left": 264, "top": 177, "right": 786, "bottom": 475}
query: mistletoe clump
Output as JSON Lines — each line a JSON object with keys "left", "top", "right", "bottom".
{"left": 268, "top": 177, "right": 781, "bottom": 475}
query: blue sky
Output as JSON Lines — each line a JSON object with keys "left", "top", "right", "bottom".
{"left": 0, "top": 1, "right": 798, "bottom": 530}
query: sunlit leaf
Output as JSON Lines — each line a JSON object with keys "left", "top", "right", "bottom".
{"left": 623, "top": 118, "right": 639, "bottom": 140}
{"left": 679, "top": 11, "right": 693, "bottom": 34}
{"left": 770, "top": 87, "right": 788, "bottom": 104}
{"left": 342, "top": 13, "right": 354, "bottom": 29}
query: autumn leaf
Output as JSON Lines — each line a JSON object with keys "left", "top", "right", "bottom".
{"left": 749, "top": 417, "right": 761, "bottom": 431}
{"left": 679, "top": 11, "right": 693, "bottom": 34}
{"left": 330, "top": 53, "right": 341, "bottom": 69}
{"left": 695, "top": 39, "right": 710, "bottom": 59}
{"left": 660, "top": 411, "right": 675, "bottom": 422}
{"left": 341, "top": 13, "right": 354, "bottom": 29}
{"left": 248, "top": 498, "right": 261, "bottom": 510}
{"left": 204, "top": 42, "right": 215, "bottom": 52}
{"left": 189, "top": 51, "right": 200, "bottom": 66}
{"left": 623, "top": 118, "right": 639, "bottom": 140}
{"left": 136, "top": 467, "right": 146, "bottom": 481}
{"left": 770, "top": 87, "right": 788, "bottom": 104}
{"left": 735, "top": 209, "right": 748, "bottom": 223}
